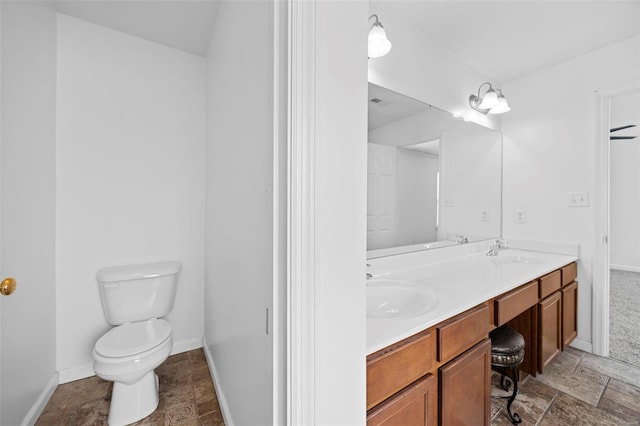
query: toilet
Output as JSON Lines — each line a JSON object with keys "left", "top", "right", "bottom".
{"left": 93, "top": 261, "right": 181, "bottom": 426}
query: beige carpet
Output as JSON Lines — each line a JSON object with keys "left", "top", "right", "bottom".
{"left": 609, "top": 268, "right": 640, "bottom": 369}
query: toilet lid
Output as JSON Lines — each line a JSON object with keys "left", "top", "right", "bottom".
{"left": 95, "top": 319, "right": 171, "bottom": 358}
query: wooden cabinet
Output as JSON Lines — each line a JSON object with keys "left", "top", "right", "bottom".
{"left": 539, "top": 270, "right": 561, "bottom": 299}
{"left": 494, "top": 280, "right": 538, "bottom": 327}
{"left": 562, "top": 281, "right": 578, "bottom": 349}
{"left": 439, "top": 339, "right": 491, "bottom": 426}
{"left": 538, "top": 291, "right": 562, "bottom": 373}
{"left": 367, "top": 261, "right": 578, "bottom": 422}
{"left": 367, "top": 375, "right": 436, "bottom": 426}
{"left": 367, "top": 304, "right": 490, "bottom": 426}
{"left": 367, "top": 328, "right": 436, "bottom": 410}
{"left": 437, "top": 303, "right": 492, "bottom": 363}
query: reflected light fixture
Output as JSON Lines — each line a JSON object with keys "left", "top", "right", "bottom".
{"left": 469, "top": 82, "right": 511, "bottom": 114}
{"left": 368, "top": 14, "right": 392, "bottom": 58}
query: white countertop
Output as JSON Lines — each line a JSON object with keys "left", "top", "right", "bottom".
{"left": 366, "top": 245, "right": 578, "bottom": 355}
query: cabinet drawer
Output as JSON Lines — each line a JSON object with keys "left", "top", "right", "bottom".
{"left": 437, "top": 304, "right": 491, "bottom": 363}
{"left": 367, "top": 374, "right": 436, "bottom": 426}
{"left": 367, "top": 329, "right": 436, "bottom": 410}
{"left": 561, "top": 262, "right": 577, "bottom": 287}
{"left": 494, "top": 281, "right": 538, "bottom": 326}
{"left": 539, "top": 270, "right": 561, "bottom": 299}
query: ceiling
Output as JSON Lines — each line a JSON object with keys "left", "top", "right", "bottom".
{"left": 53, "top": 1, "right": 640, "bottom": 80}
{"left": 372, "top": 0, "right": 640, "bottom": 82}
{"left": 54, "top": 1, "right": 219, "bottom": 57}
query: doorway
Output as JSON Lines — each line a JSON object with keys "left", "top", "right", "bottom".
{"left": 594, "top": 86, "right": 640, "bottom": 359}
{"left": 608, "top": 91, "right": 640, "bottom": 367}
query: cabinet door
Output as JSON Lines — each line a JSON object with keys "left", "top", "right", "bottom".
{"left": 562, "top": 281, "right": 578, "bottom": 349}
{"left": 538, "top": 291, "right": 562, "bottom": 373}
{"left": 367, "top": 374, "right": 436, "bottom": 426}
{"left": 439, "top": 339, "right": 491, "bottom": 426}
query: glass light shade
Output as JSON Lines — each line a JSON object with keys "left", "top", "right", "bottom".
{"left": 477, "top": 89, "right": 498, "bottom": 109}
{"left": 368, "top": 25, "right": 392, "bottom": 58}
{"left": 488, "top": 95, "right": 511, "bottom": 114}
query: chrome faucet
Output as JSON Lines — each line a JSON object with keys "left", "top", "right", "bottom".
{"left": 455, "top": 235, "right": 469, "bottom": 244}
{"left": 487, "top": 239, "right": 507, "bottom": 256}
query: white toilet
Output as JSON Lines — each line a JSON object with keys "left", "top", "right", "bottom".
{"left": 93, "top": 261, "right": 181, "bottom": 426}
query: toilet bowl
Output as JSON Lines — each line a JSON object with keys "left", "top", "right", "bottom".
{"left": 93, "top": 261, "right": 181, "bottom": 426}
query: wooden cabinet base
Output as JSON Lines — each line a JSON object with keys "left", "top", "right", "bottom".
{"left": 367, "top": 375, "right": 436, "bottom": 426}
{"left": 439, "top": 339, "right": 491, "bottom": 426}
{"left": 539, "top": 292, "right": 562, "bottom": 373}
{"left": 562, "top": 281, "right": 578, "bottom": 349}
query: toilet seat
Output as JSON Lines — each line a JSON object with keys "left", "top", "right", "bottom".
{"left": 95, "top": 318, "right": 171, "bottom": 358}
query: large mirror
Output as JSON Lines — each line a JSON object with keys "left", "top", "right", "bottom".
{"left": 367, "top": 83, "right": 502, "bottom": 258}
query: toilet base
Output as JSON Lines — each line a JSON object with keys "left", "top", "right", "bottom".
{"left": 108, "top": 371, "right": 159, "bottom": 426}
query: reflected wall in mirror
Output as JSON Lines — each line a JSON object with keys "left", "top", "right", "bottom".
{"left": 367, "top": 83, "right": 502, "bottom": 258}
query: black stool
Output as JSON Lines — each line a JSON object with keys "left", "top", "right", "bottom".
{"left": 490, "top": 325, "right": 525, "bottom": 425}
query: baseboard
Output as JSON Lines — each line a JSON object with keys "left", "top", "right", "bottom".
{"left": 171, "top": 337, "right": 202, "bottom": 355}
{"left": 58, "top": 337, "right": 204, "bottom": 384}
{"left": 58, "top": 363, "right": 95, "bottom": 384}
{"left": 570, "top": 337, "right": 593, "bottom": 353}
{"left": 202, "top": 337, "right": 234, "bottom": 426}
{"left": 21, "top": 372, "right": 58, "bottom": 426}
{"left": 611, "top": 264, "right": 640, "bottom": 273}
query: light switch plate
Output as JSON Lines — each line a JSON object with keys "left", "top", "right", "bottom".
{"left": 568, "top": 192, "right": 589, "bottom": 207}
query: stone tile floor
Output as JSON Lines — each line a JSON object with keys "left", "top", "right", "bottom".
{"left": 491, "top": 347, "right": 640, "bottom": 425}
{"left": 35, "top": 345, "right": 640, "bottom": 425}
{"left": 36, "top": 349, "right": 224, "bottom": 426}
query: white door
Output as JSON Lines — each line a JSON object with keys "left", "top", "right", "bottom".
{"left": 367, "top": 143, "right": 397, "bottom": 250}
{"left": 1, "top": 2, "right": 58, "bottom": 425}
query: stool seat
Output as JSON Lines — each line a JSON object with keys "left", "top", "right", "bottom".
{"left": 490, "top": 325, "right": 525, "bottom": 366}
{"left": 490, "top": 325, "right": 524, "bottom": 425}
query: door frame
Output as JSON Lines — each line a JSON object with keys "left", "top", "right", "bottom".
{"left": 593, "top": 83, "right": 640, "bottom": 356}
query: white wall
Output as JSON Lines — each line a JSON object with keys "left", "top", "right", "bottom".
{"left": 1, "top": 2, "right": 57, "bottom": 424}
{"left": 610, "top": 91, "right": 640, "bottom": 271}
{"left": 56, "top": 14, "right": 206, "bottom": 381}
{"left": 502, "top": 35, "right": 640, "bottom": 347}
{"left": 204, "top": 1, "right": 275, "bottom": 424}
{"left": 368, "top": 2, "right": 500, "bottom": 131}
{"left": 312, "top": 2, "right": 368, "bottom": 424}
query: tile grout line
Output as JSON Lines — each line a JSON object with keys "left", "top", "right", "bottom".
{"left": 535, "top": 389, "right": 560, "bottom": 426}
{"left": 595, "top": 376, "right": 611, "bottom": 407}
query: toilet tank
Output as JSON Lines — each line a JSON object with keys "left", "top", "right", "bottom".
{"left": 97, "top": 261, "right": 181, "bottom": 325}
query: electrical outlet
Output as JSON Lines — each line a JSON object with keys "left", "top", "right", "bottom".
{"left": 480, "top": 209, "right": 489, "bottom": 222}
{"left": 568, "top": 192, "right": 589, "bottom": 207}
{"left": 516, "top": 209, "right": 526, "bottom": 224}
{"left": 444, "top": 197, "right": 455, "bottom": 207}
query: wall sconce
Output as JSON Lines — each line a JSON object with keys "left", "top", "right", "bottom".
{"left": 469, "top": 82, "right": 511, "bottom": 114}
{"left": 368, "top": 14, "right": 392, "bottom": 58}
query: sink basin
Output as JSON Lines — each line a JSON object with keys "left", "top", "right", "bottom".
{"left": 367, "top": 280, "right": 438, "bottom": 320}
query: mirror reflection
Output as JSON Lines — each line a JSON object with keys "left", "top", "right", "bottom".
{"left": 367, "top": 83, "right": 502, "bottom": 258}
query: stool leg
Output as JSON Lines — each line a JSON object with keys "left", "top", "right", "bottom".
{"left": 504, "top": 366, "right": 522, "bottom": 425}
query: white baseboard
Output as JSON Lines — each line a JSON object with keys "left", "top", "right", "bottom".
{"left": 58, "top": 337, "right": 204, "bottom": 384}
{"left": 58, "top": 363, "right": 95, "bottom": 384}
{"left": 21, "top": 372, "right": 58, "bottom": 426}
{"left": 171, "top": 337, "right": 203, "bottom": 355}
{"left": 202, "top": 337, "right": 234, "bottom": 426}
{"left": 611, "top": 264, "right": 640, "bottom": 273}
{"left": 570, "top": 337, "right": 593, "bottom": 353}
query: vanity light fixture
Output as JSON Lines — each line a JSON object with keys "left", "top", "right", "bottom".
{"left": 368, "top": 14, "right": 392, "bottom": 58}
{"left": 469, "top": 82, "right": 511, "bottom": 114}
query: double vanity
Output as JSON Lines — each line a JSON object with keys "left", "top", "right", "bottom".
{"left": 365, "top": 243, "right": 579, "bottom": 425}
